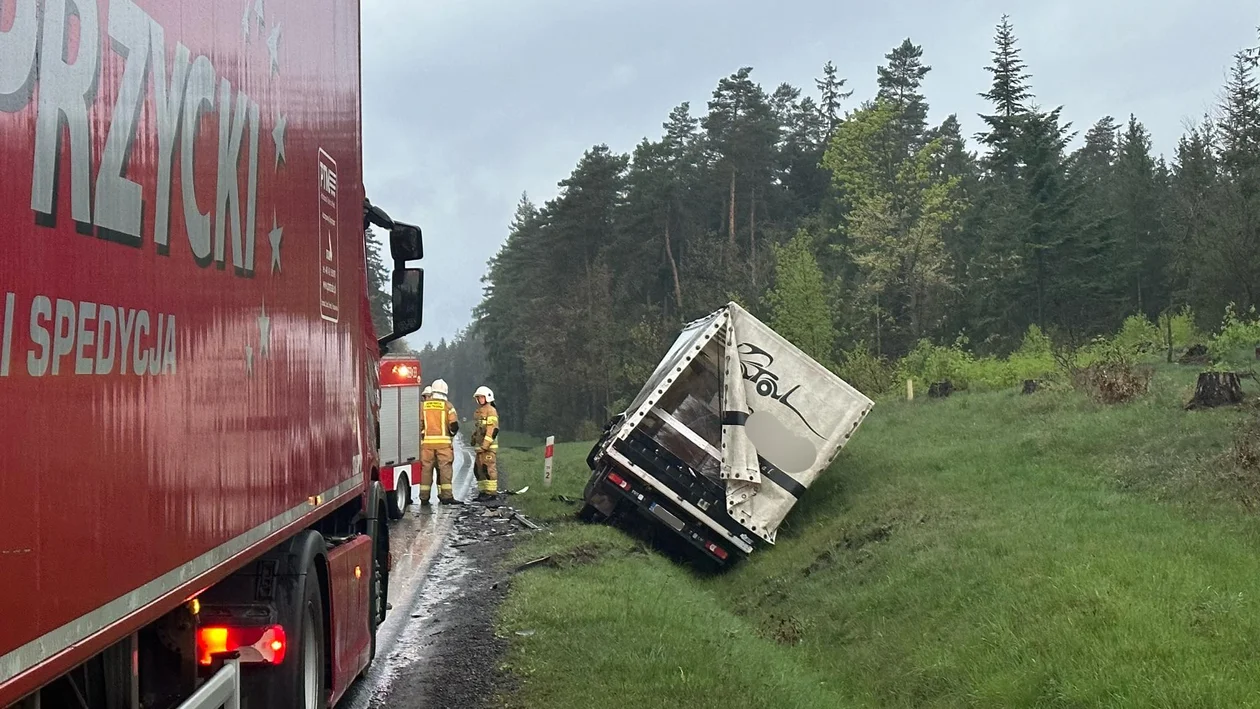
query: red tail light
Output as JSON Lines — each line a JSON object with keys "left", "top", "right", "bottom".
{"left": 606, "top": 472, "right": 631, "bottom": 491}
{"left": 705, "top": 542, "right": 728, "bottom": 560}
{"left": 197, "top": 624, "right": 287, "bottom": 666}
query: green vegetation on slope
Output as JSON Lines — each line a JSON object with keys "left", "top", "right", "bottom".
{"left": 491, "top": 365, "right": 1260, "bottom": 708}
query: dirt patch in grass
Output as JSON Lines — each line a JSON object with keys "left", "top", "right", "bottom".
{"left": 803, "top": 521, "right": 894, "bottom": 577}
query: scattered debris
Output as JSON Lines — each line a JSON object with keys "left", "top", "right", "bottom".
{"left": 513, "top": 512, "right": 543, "bottom": 530}
{"left": 552, "top": 494, "right": 580, "bottom": 505}
{"left": 505, "top": 486, "right": 529, "bottom": 495}
{"left": 514, "top": 630, "right": 535, "bottom": 637}
{"left": 512, "top": 556, "right": 553, "bottom": 574}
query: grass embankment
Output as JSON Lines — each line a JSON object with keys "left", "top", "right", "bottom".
{"left": 491, "top": 363, "right": 1260, "bottom": 708}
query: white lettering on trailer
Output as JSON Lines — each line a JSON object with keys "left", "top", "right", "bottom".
{"left": 31, "top": 0, "right": 101, "bottom": 231}
{"left": 153, "top": 33, "right": 192, "bottom": 255}
{"left": 318, "top": 149, "right": 339, "bottom": 322}
{"left": 94, "top": 0, "right": 153, "bottom": 246}
{"left": 0, "top": 0, "right": 269, "bottom": 278}
{"left": 214, "top": 79, "right": 262, "bottom": 276}
{"left": 27, "top": 296, "right": 52, "bottom": 377}
{"left": 1, "top": 293, "right": 14, "bottom": 377}
{"left": 182, "top": 54, "right": 217, "bottom": 264}
{"left": 0, "top": 0, "right": 38, "bottom": 112}
{"left": 22, "top": 295, "right": 176, "bottom": 377}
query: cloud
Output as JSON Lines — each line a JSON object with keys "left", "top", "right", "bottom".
{"left": 358, "top": 0, "right": 1260, "bottom": 348}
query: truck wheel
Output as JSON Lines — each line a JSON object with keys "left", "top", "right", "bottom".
{"left": 295, "top": 582, "right": 326, "bottom": 709}
{"left": 362, "top": 505, "right": 389, "bottom": 677}
{"left": 578, "top": 504, "right": 606, "bottom": 523}
{"left": 386, "top": 476, "right": 409, "bottom": 520}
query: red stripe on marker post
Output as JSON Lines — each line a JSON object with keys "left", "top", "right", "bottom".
{"left": 543, "top": 435, "right": 555, "bottom": 487}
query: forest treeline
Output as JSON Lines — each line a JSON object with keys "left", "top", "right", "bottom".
{"left": 402, "top": 16, "right": 1260, "bottom": 439}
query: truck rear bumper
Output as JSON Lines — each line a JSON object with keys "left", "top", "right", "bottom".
{"left": 588, "top": 453, "right": 752, "bottom": 566}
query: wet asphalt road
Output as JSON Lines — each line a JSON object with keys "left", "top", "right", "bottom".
{"left": 338, "top": 441, "right": 480, "bottom": 708}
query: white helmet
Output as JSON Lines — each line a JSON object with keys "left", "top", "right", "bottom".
{"left": 422, "top": 385, "right": 433, "bottom": 397}
{"left": 430, "top": 379, "right": 449, "bottom": 398}
{"left": 474, "top": 385, "right": 494, "bottom": 403}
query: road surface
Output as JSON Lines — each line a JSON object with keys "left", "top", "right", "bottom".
{"left": 340, "top": 439, "right": 513, "bottom": 708}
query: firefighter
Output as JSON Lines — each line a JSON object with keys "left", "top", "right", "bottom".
{"left": 418, "top": 378, "right": 461, "bottom": 505}
{"left": 471, "top": 385, "right": 500, "bottom": 502}
{"left": 421, "top": 385, "right": 432, "bottom": 401}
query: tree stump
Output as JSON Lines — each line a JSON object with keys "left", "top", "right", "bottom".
{"left": 1022, "top": 379, "right": 1039, "bottom": 395}
{"left": 1179, "top": 344, "right": 1210, "bottom": 365}
{"left": 1186, "top": 371, "right": 1245, "bottom": 409}
{"left": 928, "top": 380, "right": 953, "bottom": 398}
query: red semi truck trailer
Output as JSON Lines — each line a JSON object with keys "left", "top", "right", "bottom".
{"left": 0, "top": 0, "right": 426, "bottom": 707}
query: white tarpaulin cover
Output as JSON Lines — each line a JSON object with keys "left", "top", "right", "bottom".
{"left": 717, "top": 303, "right": 874, "bottom": 543}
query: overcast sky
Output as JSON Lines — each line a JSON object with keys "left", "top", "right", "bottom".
{"left": 359, "top": 0, "right": 1259, "bottom": 349}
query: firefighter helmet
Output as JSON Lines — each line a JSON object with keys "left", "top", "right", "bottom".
{"left": 430, "top": 379, "right": 450, "bottom": 398}
{"left": 422, "top": 385, "right": 433, "bottom": 398}
{"left": 474, "top": 385, "right": 494, "bottom": 403}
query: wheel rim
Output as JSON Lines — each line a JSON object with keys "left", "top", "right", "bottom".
{"left": 302, "top": 605, "right": 320, "bottom": 709}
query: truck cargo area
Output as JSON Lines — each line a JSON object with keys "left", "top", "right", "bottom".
{"left": 581, "top": 303, "right": 874, "bottom": 569}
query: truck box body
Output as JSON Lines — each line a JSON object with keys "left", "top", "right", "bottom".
{"left": 0, "top": 0, "right": 384, "bottom": 703}
{"left": 583, "top": 303, "right": 874, "bottom": 566}
{"left": 377, "top": 355, "right": 421, "bottom": 516}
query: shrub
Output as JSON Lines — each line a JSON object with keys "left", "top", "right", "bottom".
{"left": 835, "top": 343, "right": 896, "bottom": 396}
{"left": 1114, "top": 314, "right": 1162, "bottom": 354}
{"left": 1071, "top": 339, "right": 1153, "bottom": 404}
{"left": 1158, "top": 305, "right": 1206, "bottom": 350}
{"left": 1209, "top": 303, "right": 1260, "bottom": 366}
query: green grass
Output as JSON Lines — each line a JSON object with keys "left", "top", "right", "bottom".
{"left": 492, "top": 362, "right": 1260, "bottom": 708}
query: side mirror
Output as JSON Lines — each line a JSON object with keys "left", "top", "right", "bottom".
{"left": 364, "top": 202, "right": 394, "bottom": 231}
{"left": 378, "top": 268, "right": 423, "bottom": 353}
{"left": 390, "top": 222, "right": 423, "bottom": 261}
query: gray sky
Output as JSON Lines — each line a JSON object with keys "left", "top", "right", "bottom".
{"left": 359, "top": 0, "right": 1259, "bottom": 349}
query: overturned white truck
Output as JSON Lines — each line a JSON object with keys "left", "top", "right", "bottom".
{"left": 581, "top": 302, "right": 875, "bottom": 568}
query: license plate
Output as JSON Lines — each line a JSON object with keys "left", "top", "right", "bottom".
{"left": 648, "top": 502, "right": 685, "bottom": 532}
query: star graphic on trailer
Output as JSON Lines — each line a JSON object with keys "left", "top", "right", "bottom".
{"left": 245, "top": 343, "right": 254, "bottom": 376}
{"left": 255, "top": 0, "right": 266, "bottom": 30}
{"left": 242, "top": 3, "right": 251, "bottom": 40}
{"left": 258, "top": 303, "right": 272, "bottom": 357}
{"left": 267, "top": 22, "right": 282, "bottom": 75}
{"left": 273, "top": 113, "right": 286, "bottom": 167}
{"left": 269, "top": 212, "right": 283, "bottom": 273}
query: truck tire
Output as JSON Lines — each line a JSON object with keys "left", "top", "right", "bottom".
{"left": 292, "top": 577, "right": 327, "bottom": 709}
{"left": 361, "top": 501, "right": 389, "bottom": 678}
{"left": 386, "top": 473, "right": 409, "bottom": 520}
{"left": 578, "top": 503, "right": 606, "bottom": 523}
{"left": 240, "top": 531, "right": 328, "bottom": 709}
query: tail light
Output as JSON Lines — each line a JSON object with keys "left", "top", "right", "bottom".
{"left": 606, "top": 472, "right": 631, "bottom": 491}
{"left": 197, "top": 624, "right": 287, "bottom": 666}
{"left": 705, "top": 542, "right": 728, "bottom": 560}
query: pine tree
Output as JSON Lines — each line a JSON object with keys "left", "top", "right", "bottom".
{"left": 364, "top": 226, "right": 393, "bottom": 340}
{"left": 815, "top": 60, "right": 853, "bottom": 134}
{"left": 978, "top": 15, "right": 1033, "bottom": 177}
{"left": 876, "top": 38, "right": 932, "bottom": 155}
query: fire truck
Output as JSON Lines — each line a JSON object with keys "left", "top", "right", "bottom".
{"left": 376, "top": 355, "right": 422, "bottom": 518}
{"left": 0, "top": 0, "right": 426, "bottom": 706}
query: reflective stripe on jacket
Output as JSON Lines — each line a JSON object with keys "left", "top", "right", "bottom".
{"left": 421, "top": 399, "right": 457, "bottom": 447}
